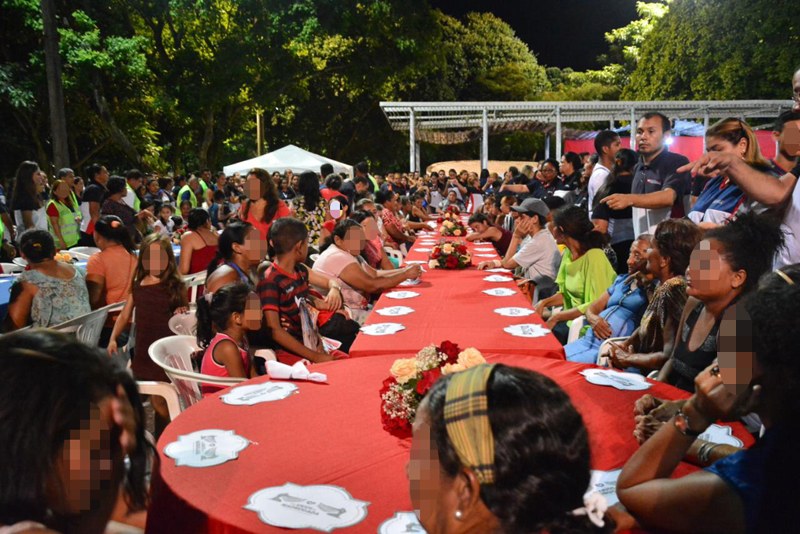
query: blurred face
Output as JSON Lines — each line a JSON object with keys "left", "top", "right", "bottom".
{"left": 329, "top": 199, "right": 346, "bottom": 221}
{"left": 54, "top": 181, "right": 71, "bottom": 200}
{"left": 706, "top": 135, "right": 746, "bottom": 159}
{"left": 539, "top": 163, "right": 558, "bottom": 184}
{"left": 560, "top": 156, "right": 574, "bottom": 176}
{"left": 627, "top": 239, "right": 650, "bottom": 275}
{"left": 239, "top": 227, "right": 266, "bottom": 264}
{"left": 778, "top": 119, "right": 800, "bottom": 159}
{"left": 717, "top": 303, "right": 755, "bottom": 397}
{"left": 337, "top": 225, "right": 366, "bottom": 256}
{"left": 144, "top": 242, "right": 169, "bottom": 277}
{"left": 636, "top": 117, "right": 666, "bottom": 156}
{"left": 408, "top": 404, "right": 448, "bottom": 530}
{"left": 245, "top": 174, "right": 265, "bottom": 200}
{"left": 243, "top": 293, "right": 263, "bottom": 330}
{"left": 686, "top": 239, "right": 742, "bottom": 300}
{"left": 793, "top": 70, "right": 800, "bottom": 112}
{"left": 360, "top": 216, "right": 379, "bottom": 240}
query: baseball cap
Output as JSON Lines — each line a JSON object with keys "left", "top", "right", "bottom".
{"left": 511, "top": 198, "right": 549, "bottom": 217}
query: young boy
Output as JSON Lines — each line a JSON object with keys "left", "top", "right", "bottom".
{"left": 258, "top": 218, "right": 359, "bottom": 362}
{"left": 209, "top": 189, "right": 232, "bottom": 230}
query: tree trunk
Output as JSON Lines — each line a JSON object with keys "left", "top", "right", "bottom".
{"left": 40, "top": 0, "right": 69, "bottom": 170}
{"left": 90, "top": 71, "right": 142, "bottom": 167}
{"left": 198, "top": 108, "right": 215, "bottom": 170}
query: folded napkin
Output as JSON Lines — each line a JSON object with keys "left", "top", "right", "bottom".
{"left": 267, "top": 360, "right": 327, "bottom": 383}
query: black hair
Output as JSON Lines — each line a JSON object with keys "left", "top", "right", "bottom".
{"left": 594, "top": 130, "right": 620, "bottom": 155}
{"left": 56, "top": 168, "right": 73, "bottom": 179}
{"left": 213, "top": 189, "right": 226, "bottom": 202}
{"left": 19, "top": 229, "right": 56, "bottom": 263}
{"left": 541, "top": 158, "right": 560, "bottom": 172}
{"left": 553, "top": 206, "right": 608, "bottom": 252}
{"left": 208, "top": 221, "right": 255, "bottom": 276}
{"left": 320, "top": 219, "right": 362, "bottom": 253}
{"left": 95, "top": 215, "right": 137, "bottom": 254}
{"left": 216, "top": 171, "right": 227, "bottom": 180}
{"left": 140, "top": 199, "right": 154, "bottom": 212}
{"left": 589, "top": 153, "right": 600, "bottom": 165}
{"left": 354, "top": 175, "right": 370, "bottom": 187}
{"left": 652, "top": 218, "right": 703, "bottom": 277}
{"left": 12, "top": 161, "right": 42, "bottom": 211}
{"left": 0, "top": 329, "right": 152, "bottom": 525}
{"left": 773, "top": 109, "right": 800, "bottom": 133}
{"left": 106, "top": 175, "right": 127, "bottom": 195}
{"left": 705, "top": 212, "right": 784, "bottom": 293}
{"left": 196, "top": 282, "right": 251, "bottom": 348}
{"left": 399, "top": 195, "right": 412, "bottom": 207}
{"left": 351, "top": 210, "right": 374, "bottom": 225}
{"left": 543, "top": 196, "right": 566, "bottom": 212}
{"left": 174, "top": 174, "right": 187, "bottom": 187}
{"left": 125, "top": 169, "right": 143, "bottom": 181}
{"left": 179, "top": 199, "right": 193, "bottom": 211}
{"left": 355, "top": 161, "right": 369, "bottom": 174}
{"left": 595, "top": 148, "right": 638, "bottom": 208}
{"left": 468, "top": 212, "right": 491, "bottom": 226}
{"left": 268, "top": 217, "right": 308, "bottom": 257}
{"left": 297, "top": 171, "right": 322, "bottom": 208}
{"left": 84, "top": 163, "right": 104, "bottom": 184}
{"left": 320, "top": 163, "right": 334, "bottom": 177}
{"left": 375, "top": 189, "right": 395, "bottom": 205}
{"left": 325, "top": 173, "right": 343, "bottom": 191}
{"left": 424, "top": 365, "right": 612, "bottom": 534}
{"left": 187, "top": 207, "right": 210, "bottom": 230}
{"left": 641, "top": 111, "right": 671, "bottom": 133}
{"left": 562, "top": 152, "right": 583, "bottom": 174}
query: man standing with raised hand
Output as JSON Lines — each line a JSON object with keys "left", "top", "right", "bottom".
{"left": 587, "top": 130, "right": 620, "bottom": 217}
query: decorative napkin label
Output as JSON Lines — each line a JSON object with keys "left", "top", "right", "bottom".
{"left": 580, "top": 369, "right": 652, "bottom": 391}
{"left": 399, "top": 278, "right": 421, "bottom": 286}
{"left": 375, "top": 306, "right": 415, "bottom": 316}
{"left": 245, "top": 483, "right": 370, "bottom": 532}
{"left": 584, "top": 469, "right": 622, "bottom": 507}
{"left": 698, "top": 424, "right": 744, "bottom": 447}
{"left": 386, "top": 291, "right": 420, "bottom": 299}
{"left": 494, "top": 307, "right": 535, "bottom": 317}
{"left": 221, "top": 382, "right": 298, "bottom": 406}
{"left": 486, "top": 267, "right": 512, "bottom": 273}
{"left": 378, "top": 512, "right": 425, "bottom": 533}
{"left": 414, "top": 248, "right": 433, "bottom": 252}
{"left": 503, "top": 324, "right": 551, "bottom": 338}
{"left": 483, "top": 275, "right": 514, "bottom": 282}
{"left": 404, "top": 261, "right": 427, "bottom": 265}
{"left": 483, "top": 288, "right": 516, "bottom": 297}
{"left": 164, "top": 429, "right": 249, "bottom": 468}
{"left": 475, "top": 248, "right": 495, "bottom": 252}
{"left": 360, "top": 323, "right": 406, "bottom": 336}
{"left": 475, "top": 254, "right": 497, "bottom": 258}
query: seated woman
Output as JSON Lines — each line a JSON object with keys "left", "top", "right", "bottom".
{"left": 352, "top": 210, "right": 395, "bottom": 270}
{"left": 617, "top": 268, "right": 800, "bottom": 533}
{"left": 408, "top": 192, "right": 434, "bottom": 223}
{"left": 179, "top": 208, "right": 219, "bottom": 275}
{"left": 398, "top": 196, "right": 430, "bottom": 231}
{"left": 313, "top": 219, "right": 422, "bottom": 324}
{"left": 592, "top": 148, "right": 638, "bottom": 274}
{"left": 0, "top": 329, "right": 151, "bottom": 534}
{"left": 319, "top": 194, "right": 350, "bottom": 244}
{"left": 466, "top": 212, "right": 513, "bottom": 256}
{"left": 688, "top": 118, "right": 773, "bottom": 228}
{"left": 564, "top": 235, "right": 651, "bottom": 364}
{"left": 438, "top": 189, "right": 465, "bottom": 212}
{"left": 206, "top": 221, "right": 266, "bottom": 291}
{"left": 5, "top": 229, "right": 91, "bottom": 331}
{"left": 535, "top": 206, "right": 617, "bottom": 344}
{"left": 606, "top": 219, "right": 702, "bottom": 374}
{"left": 411, "top": 364, "right": 613, "bottom": 534}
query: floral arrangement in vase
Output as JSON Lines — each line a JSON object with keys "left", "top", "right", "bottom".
{"left": 428, "top": 241, "right": 471, "bottom": 269}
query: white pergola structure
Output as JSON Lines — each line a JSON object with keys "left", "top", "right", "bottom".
{"left": 379, "top": 100, "right": 793, "bottom": 172}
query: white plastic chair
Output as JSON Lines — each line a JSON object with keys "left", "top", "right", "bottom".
{"left": 385, "top": 247, "right": 403, "bottom": 263}
{"left": 183, "top": 271, "right": 208, "bottom": 304}
{"left": 567, "top": 316, "right": 586, "bottom": 344}
{"left": 149, "top": 335, "right": 246, "bottom": 409}
{"left": 50, "top": 303, "right": 114, "bottom": 346}
{"left": 0, "top": 262, "right": 23, "bottom": 274}
{"left": 137, "top": 381, "right": 183, "bottom": 421}
{"left": 309, "top": 253, "right": 320, "bottom": 263}
{"left": 70, "top": 246, "right": 101, "bottom": 257}
{"left": 168, "top": 309, "right": 197, "bottom": 336}
{"left": 12, "top": 258, "right": 27, "bottom": 268}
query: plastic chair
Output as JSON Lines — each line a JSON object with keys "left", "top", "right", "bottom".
{"left": 567, "top": 316, "right": 586, "bottom": 344}
{"left": 168, "top": 309, "right": 197, "bottom": 336}
{"left": 137, "top": 381, "right": 183, "bottom": 421}
{"left": 309, "top": 253, "right": 320, "bottom": 263}
{"left": 0, "top": 262, "right": 24, "bottom": 274}
{"left": 149, "top": 335, "right": 245, "bottom": 409}
{"left": 183, "top": 271, "right": 207, "bottom": 304}
{"left": 70, "top": 246, "right": 101, "bottom": 257}
{"left": 12, "top": 258, "right": 27, "bottom": 268}
{"left": 385, "top": 247, "right": 403, "bottom": 263}
{"left": 50, "top": 303, "right": 115, "bottom": 346}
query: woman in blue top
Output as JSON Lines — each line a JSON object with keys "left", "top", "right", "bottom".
{"left": 616, "top": 265, "right": 799, "bottom": 533}
{"left": 688, "top": 118, "right": 772, "bottom": 228}
{"left": 564, "top": 235, "right": 651, "bottom": 364}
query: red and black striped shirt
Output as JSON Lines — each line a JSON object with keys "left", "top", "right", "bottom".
{"left": 257, "top": 262, "right": 309, "bottom": 339}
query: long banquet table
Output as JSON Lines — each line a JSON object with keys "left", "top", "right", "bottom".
{"left": 146, "top": 353, "right": 755, "bottom": 534}
{"left": 349, "top": 215, "right": 564, "bottom": 360}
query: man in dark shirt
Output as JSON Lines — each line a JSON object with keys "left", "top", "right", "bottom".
{"left": 601, "top": 112, "right": 690, "bottom": 235}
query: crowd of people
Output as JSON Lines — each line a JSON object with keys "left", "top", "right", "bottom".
{"left": 1, "top": 68, "right": 799, "bottom": 534}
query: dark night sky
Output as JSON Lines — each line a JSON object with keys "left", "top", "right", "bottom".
{"left": 429, "top": 0, "right": 640, "bottom": 70}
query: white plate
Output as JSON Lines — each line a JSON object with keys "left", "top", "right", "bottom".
{"left": 579, "top": 369, "right": 652, "bottom": 391}
{"left": 414, "top": 248, "right": 433, "bottom": 252}
{"left": 698, "top": 424, "right": 744, "bottom": 447}
{"left": 475, "top": 254, "right": 496, "bottom": 258}
{"left": 483, "top": 275, "right": 513, "bottom": 282}
{"left": 503, "top": 323, "right": 551, "bottom": 338}
{"left": 399, "top": 278, "right": 421, "bottom": 286}
{"left": 360, "top": 323, "right": 406, "bottom": 336}
{"left": 486, "top": 268, "right": 512, "bottom": 273}
{"left": 164, "top": 429, "right": 250, "bottom": 468}
{"left": 494, "top": 307, "right": 535, "bottom": 317}
{"left": 375, "top": 306, "right": 415, "bottom": 316}
{"left": 483, "top": 288, "right": 516, "bottom": 297}
{"left": 404, "top": 260, "right": 427, "bottom": 265}
{"left": 221, "top": 382, "right": 298, "bottom": 406}
{"left": 475, "top": 248, "right": 495, "bottom": 252}
{"left": 386, "top": 291, "right": 420, "bottom": 299}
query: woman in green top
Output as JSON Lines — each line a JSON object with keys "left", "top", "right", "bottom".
{"left": 536, "top": 206, "right": 617, "bottom": 344}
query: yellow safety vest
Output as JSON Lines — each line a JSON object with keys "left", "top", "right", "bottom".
{"left": 178, "top": 184, "right": 198, "bottom": 208}
{"left": 47, "top": 199, "right": 81, "bottom": 248}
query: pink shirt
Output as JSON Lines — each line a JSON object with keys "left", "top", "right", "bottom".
{"left": 312, "top": 245, "right": 369, "bottom": 310}
{"left": 200, "top": 333, "right": 250, "bottom": 395}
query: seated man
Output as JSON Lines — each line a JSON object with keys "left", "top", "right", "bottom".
{"left": 466, "top": 212, "right": 513, "bottom": 256}
{"left": 258, "top": 218, "right": 360, "bottom": 361}
{"left": 477, "top": 198, "right": 561, "bottom": 301}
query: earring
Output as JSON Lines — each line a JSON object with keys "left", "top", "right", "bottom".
{"left": 455, "top": 510, "right": 463, "bottom": 519}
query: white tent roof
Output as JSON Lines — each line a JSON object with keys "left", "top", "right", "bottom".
{"left": 223, "top": 144, "right": 353, "bottom": 178}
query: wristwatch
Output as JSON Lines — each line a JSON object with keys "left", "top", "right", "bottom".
{"left": 673, "top": 411, "right": 703, "bottom": 437}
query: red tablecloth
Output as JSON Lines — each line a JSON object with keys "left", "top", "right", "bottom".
{"left": 146, "top": 354, "right": 754, "bottom": 534}
{"left": 349, "top": 218, "right": 564, "bottom": 360}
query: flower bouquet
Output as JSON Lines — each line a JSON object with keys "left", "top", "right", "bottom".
{"left": 428, "top": 241, "right": 471, "bottom": 270}
{"left": 171, "top": 226, "right": 187, "bottom": 245}
{"left": 442, "top": 205, "right": 461, "bottom": 221}
{"left": 440, "top": 219, "right": 467, "bottom": 237}
{"left": 380, "top": 341, "right": 487, "bottom": 437}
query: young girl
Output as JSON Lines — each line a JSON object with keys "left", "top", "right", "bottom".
{"left": 196, "top": 282, "right": 261, "bottom": 395}
{"left": 108, "top": 234, "right": 187, "bottom": 420}
{"left": 154, "top": 203, "right": 175, "bottom": 237}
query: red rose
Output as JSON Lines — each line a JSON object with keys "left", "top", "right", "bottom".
{"left": 432, "top": 248, "right": 441, "bottom": 259}
{"left": 416, "top": 367, "right": 443, "bottom": 395}
{"left": 439, "top": 340, "right": 460, "bottom": 363}
{"left": 456, "top": 245, "right": 467, "bottom": 255}
{"left": 446, "top": 255, "right": 458, "bottom": 269}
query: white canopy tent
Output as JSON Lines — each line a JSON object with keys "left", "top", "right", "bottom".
{"left": 222, "top": 144, "right": 353, "bottom": 178}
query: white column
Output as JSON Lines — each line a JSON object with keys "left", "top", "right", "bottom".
{"left": 409, "top": 108, "right": 416, "bottom": 172}
{"left": 630, "top": 108, "right": 637, "bottom": 152}
{"left": 610, "top": 118, "right": 615, "bottom": 130}
{"left": 481, "top": 108, "right": 489, "bottom": 170}
{"left": 702, "top": 110, "right": 710, "bottom": 153}
{"left": 545, "top": 133, "right": 550, "bottom": 159}
{"left": 555, "top": 107, "right": 562, "bottom": 160}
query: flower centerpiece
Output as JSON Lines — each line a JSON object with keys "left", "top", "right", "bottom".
{"left": 440, "top": 219, "right": 467, "bottom": 237}
{"left": 441, "top": 205, "right": 461, "bottom": 221}
{"left": 429, "top": 241, "right": 471, "bottom": 270}
{"left": 380, "top": 341, "right": 487, "bottom": 437}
